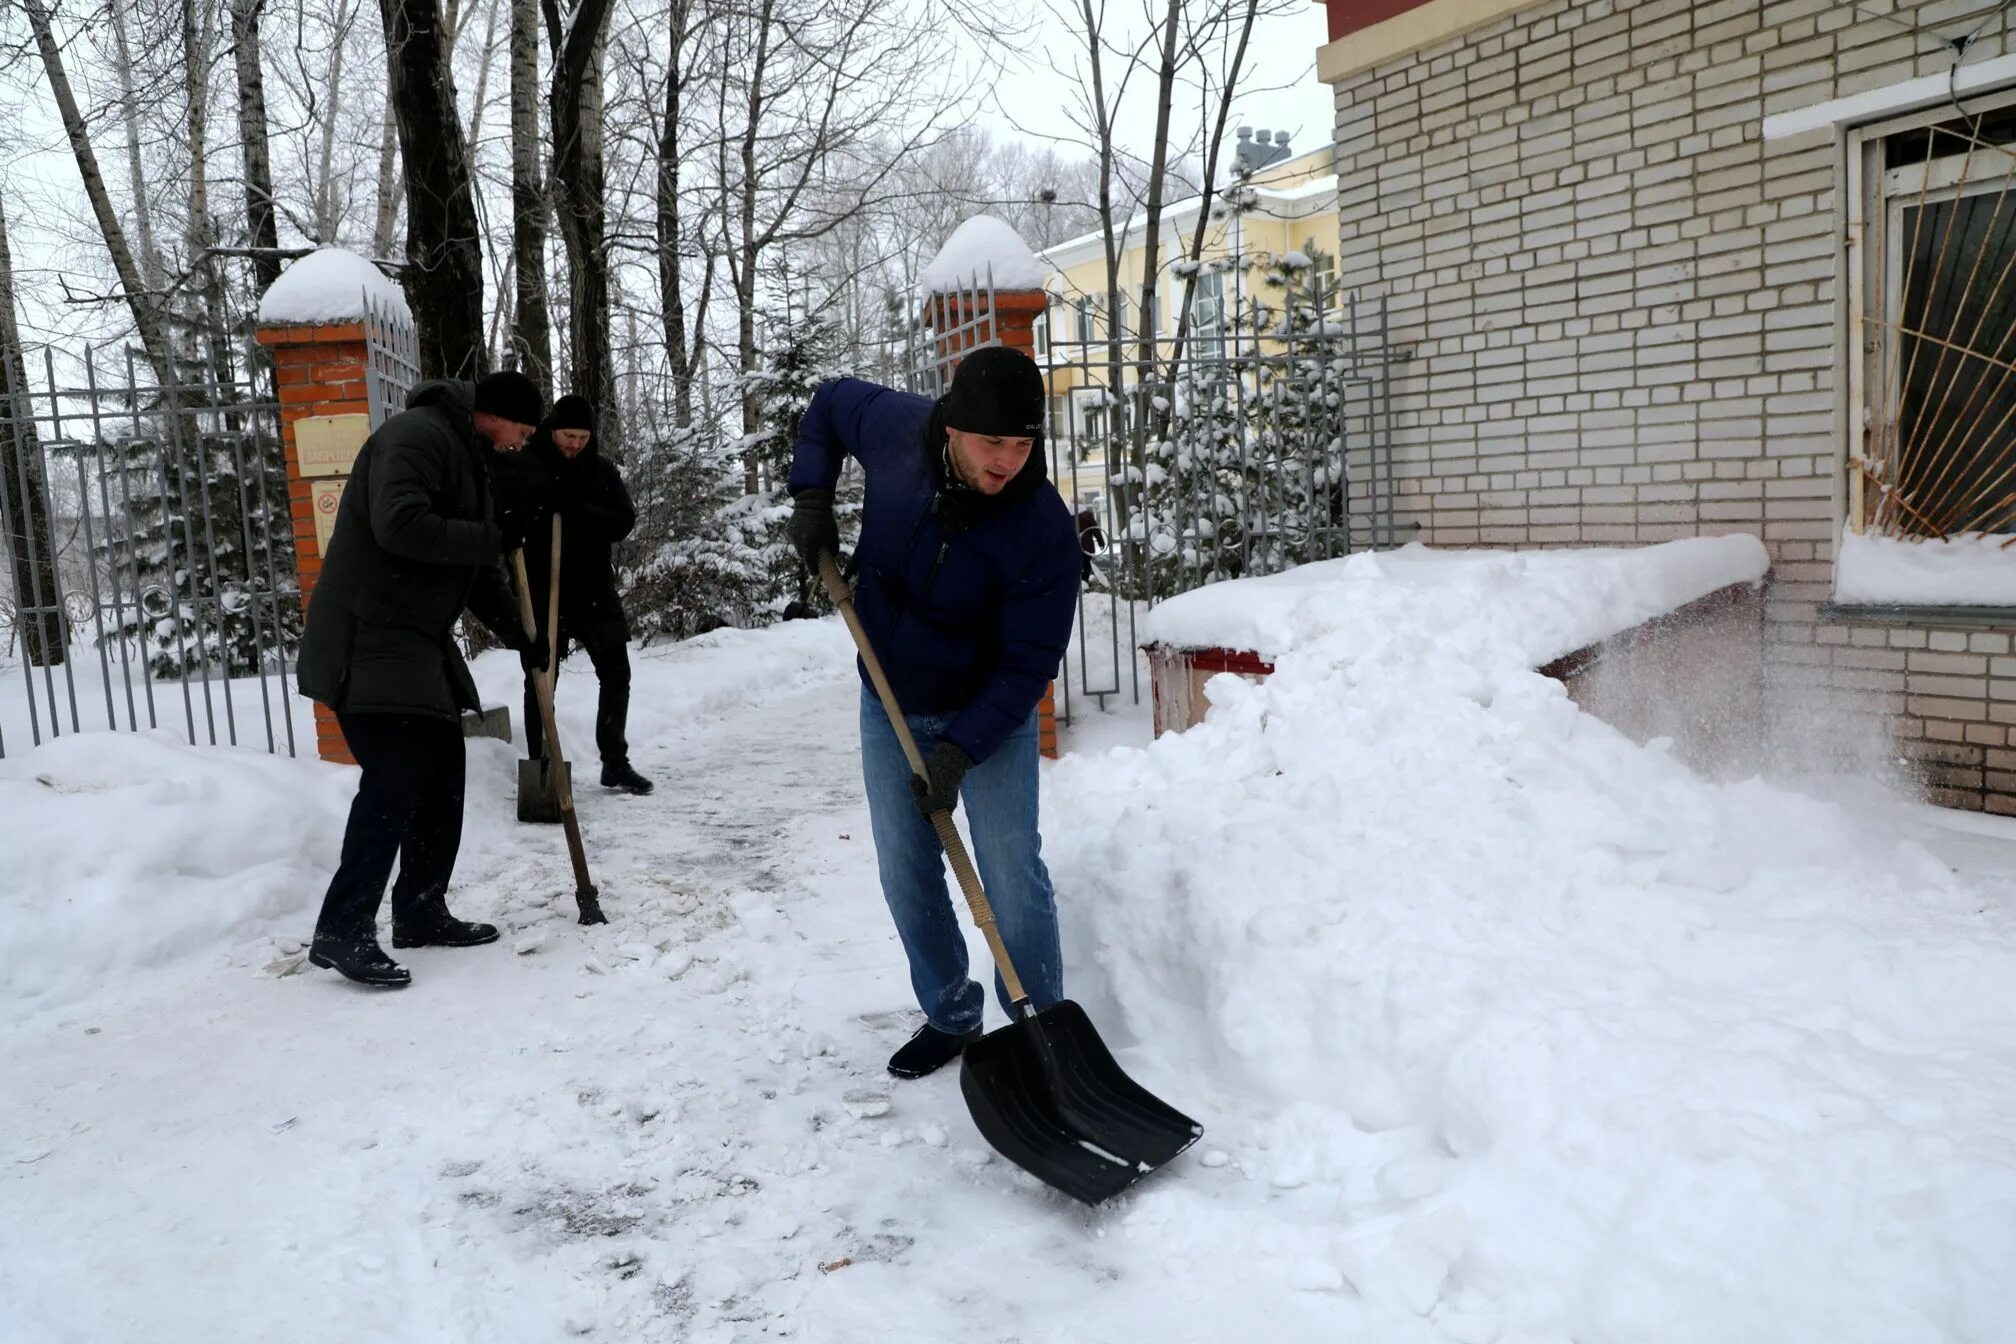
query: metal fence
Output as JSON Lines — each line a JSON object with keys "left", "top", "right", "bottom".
{"left": 364, "top": 293, "right": 420, "bottom": 430}
{"left": 904, "top": 271, "right": 1002, "bottom": 398}
{"left": 1041, "top": 272, "right": 1394, "bottom": 719}
{"left": 904, "top": 265, "right": 1393, "bottom": 724}
{"left": 0, "top": 342, "right": 300, "bottom": 759}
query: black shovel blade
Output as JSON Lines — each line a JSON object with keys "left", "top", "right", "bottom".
{"left": 959, "top": 999, "right": 1203, "bottom": 1206}
{"left": 516, "top": 759, "right": 566, "bottom": 824}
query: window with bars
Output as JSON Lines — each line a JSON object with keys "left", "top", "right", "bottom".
{"left": 1851, "top": 99, "right": 2016, "bottom": 544}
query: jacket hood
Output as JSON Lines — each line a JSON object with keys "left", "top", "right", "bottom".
{"left": 407, "top": 378, "right": 476, "bottom": 415}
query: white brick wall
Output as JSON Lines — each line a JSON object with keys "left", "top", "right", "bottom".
{"left": 1331, "top": 0, "right": 2016, "bottom": 810}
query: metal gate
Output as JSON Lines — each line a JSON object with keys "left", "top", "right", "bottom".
{"left": 1040, "top": 271, "right": 1394, "bottom": 720}
{"left": 0, "top": 342, "right": 300, "bottom": 758}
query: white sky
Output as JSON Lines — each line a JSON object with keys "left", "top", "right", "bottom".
{"left": 979, "top": 1, "right": 1336, "bottom": 170}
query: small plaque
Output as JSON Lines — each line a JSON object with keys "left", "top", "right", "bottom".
{"left": 296, "top": 414, "right": 370, "bottom": 477}
{"left": 310, "top": 478, "right": 347, "bottom": 555}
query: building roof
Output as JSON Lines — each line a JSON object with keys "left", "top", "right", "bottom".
{"left": 1038, "top": 149, "right": 1339, "bottom": 271}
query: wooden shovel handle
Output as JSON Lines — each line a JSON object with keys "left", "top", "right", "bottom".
{"left": 816, "top": 551, "right": 1028, "bottom": 1006}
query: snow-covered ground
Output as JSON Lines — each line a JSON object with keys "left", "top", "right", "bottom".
{"left": 5, "top": 544, "right": 2016, "bottom": 1343}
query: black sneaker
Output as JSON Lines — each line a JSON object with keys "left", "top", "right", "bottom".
{"left": 308, "top": 938, "right": 412, "bottom": 988}
{"left": 601, "top": 761, "right": 654, "bottom": 795}
{"left": 888, "top": 1022, "right": 983, "bottom": 1080}
{"left": 392, "top": 917, "right": 500, "bottom": 949}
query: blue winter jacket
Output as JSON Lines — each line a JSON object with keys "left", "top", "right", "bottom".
{"left": 790, "top": 377, "right": 1081, "bottom": 764}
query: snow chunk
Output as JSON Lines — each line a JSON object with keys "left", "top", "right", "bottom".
{"left": 0, "top": 732, "right": 352, "bottom": 1013}
{"left": 1141, "top": 535, "right": 1770, "bottom": 664}
{"left": 1835, "top": 524, "right": 2016, "bottom": 606}
{"left": 922, "top": 217, "right": 1045, "bottom": 294}
{"left": 256, "top": 247, "right": 411, "bottom": 326}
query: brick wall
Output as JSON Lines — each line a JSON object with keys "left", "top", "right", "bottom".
{"left": 254, "top": 320, "right": 370, "bottom": 765}
{"left": 1329, "top": 0, "right": 2016, "bottom": 811}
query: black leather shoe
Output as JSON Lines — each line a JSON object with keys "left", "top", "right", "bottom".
{"left": 601, "top": 761, "right": 654, "bottom": 795}
{"left": 308, "top": 938, "right": 412, "bottom": 988}
{"left": 391, "top": 917, "right": 500, "bottom": 949}
{"left": 888, "top": 1022, "right": 983, "bottom": 1080}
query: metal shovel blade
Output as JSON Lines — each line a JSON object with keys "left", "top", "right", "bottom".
{"left": 959, "top": 999, "right": 1203, "bottom": 1206}
{"left": 516, "top": 758, "right": 567, "bottom": 825}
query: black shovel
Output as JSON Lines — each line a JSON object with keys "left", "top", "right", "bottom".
{"left": 816, "top": 552, "right": 1201, "bottom": 1205}
{"left": 512, "top": 518, "right": 606, "bottom": 925}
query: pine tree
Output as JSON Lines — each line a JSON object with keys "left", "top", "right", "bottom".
{"left": 1124, "top": 250, "right": 1347, "bottom": 599}
{"left": 103, "top": 367, "right": 301, "bottom": 679}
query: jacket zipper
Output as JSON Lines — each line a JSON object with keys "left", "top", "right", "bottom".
{"left": 923, "top": 542, "right": 949, "bottom": 601}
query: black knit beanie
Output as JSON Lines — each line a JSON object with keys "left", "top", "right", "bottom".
{"left": 940, "top": 346, "right": 1045, "bottom": 438}
{"left": 474, "top": 370, "right": 544, "bottom": 427}
{"left": 548, "top": 394, "right": 596, "bottom": 433}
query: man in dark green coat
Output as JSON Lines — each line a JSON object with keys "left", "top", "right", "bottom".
{"left": 297, "top": 371, "right": 549, "bottom": 988}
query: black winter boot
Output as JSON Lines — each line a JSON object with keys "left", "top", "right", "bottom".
{"left": 308, "top": 938, "right": 412, "bottom": 988}
{"left": 601, "top": 761, "right": 654, "bottom": 794}
{"left": 888, "top": 1022, "right": 983, "bottom": 1080}
{"left": 391, "top": 916, "right": 501, "bottom": 949}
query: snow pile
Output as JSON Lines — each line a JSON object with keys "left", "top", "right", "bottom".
{"left": 1835, "top": 524, "right": 2016, "bottom": 606}
{"left": 1050, "top": 539, "right": 2016, "bottom": 1341}
{"left": 0, "top": 732, "right": 351, "bottom": 1013}
{"left": 922, "top": 216, "right": 1046, "bottom": 294}
{"left": 1141, "top": 535, "right": 1771, "bottom": 661}
{"left": 255, "top": 246, "right": 412, "bottom": 326}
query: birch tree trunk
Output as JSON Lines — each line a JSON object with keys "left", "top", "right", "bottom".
{"left": 544, "top": 0, "right": 617, "bottom": 449}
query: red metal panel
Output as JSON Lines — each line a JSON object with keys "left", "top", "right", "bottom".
{"left": 1325, "top": 0, "right": 1436, "bottom": 43}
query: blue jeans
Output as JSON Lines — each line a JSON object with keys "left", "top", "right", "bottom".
{"left": 858, "top": 685, "right": 1064, "bottom": 1034}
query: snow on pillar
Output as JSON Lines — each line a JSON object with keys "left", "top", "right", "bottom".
{"left": 922, "top": 218, "right": 1061, "bottom": 759}
{"left": 254, "top": 248, "right": 412, "bottom": 765}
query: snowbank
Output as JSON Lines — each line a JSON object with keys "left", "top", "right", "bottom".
{"left": 1050, "top": 536, "right": 2016, "bottom": 1340}
{"left": 256, "top": 246, "right": 412, "bottom": 326}
{"left": 0, "top": 732, "right": 352, "bottom": 1014}
{"left": 922, "top": 216, "right": 1046, "bottom": 294}
{"left": 1835, "top": 524, "right": 2016, "bottom": 606}
{"left": 1141, "top": 535, "right": 1771, "bottom": 663}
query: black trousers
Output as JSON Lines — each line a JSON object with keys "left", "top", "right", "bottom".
{"left": 524, "top": 617, "right": 631, "bottom": 766}
{"left": 313, "top": 712, "right": 467, "bottom": 945}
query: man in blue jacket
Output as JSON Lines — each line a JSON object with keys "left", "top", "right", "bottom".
{"left": 788, "top": 347, "right": 1080, "bottom": 1080}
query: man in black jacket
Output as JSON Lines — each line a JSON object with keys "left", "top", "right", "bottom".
{"left": 512, "top": 394, "right": 651, "bottom": 795}
{"left": 297, "top": 371, "right": 550, "bottom": 988}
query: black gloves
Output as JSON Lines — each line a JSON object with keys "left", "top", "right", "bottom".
{"left": 911, "top": 741, "right": 972, "bottom": 820}
{"left": 789, "top": 488, "right": 838, "bottom": 570}
{"left": 518, "top": 636, "right": 550, "bottom": 675}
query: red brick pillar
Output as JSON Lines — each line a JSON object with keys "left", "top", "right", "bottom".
{"left": 253, "top": 318, "right": 372, "bottom": 765}
{"left": 924, "top": 281, "right": 1059, "bottom": 758}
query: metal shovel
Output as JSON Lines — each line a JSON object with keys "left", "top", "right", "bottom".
{"left": 816, "top": 552, "right": 1201, "bottom": 1205}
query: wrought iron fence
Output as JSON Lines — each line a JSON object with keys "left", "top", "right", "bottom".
{"left": 0, "top": 342, "right": 299, "bottom": 759}
{"left": 364, "top": 293, "right": 420, "bottom": 430}
{"left": 1040, "top": 270, "right": 1395, "bottom": 719}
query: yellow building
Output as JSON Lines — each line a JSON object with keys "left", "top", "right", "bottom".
{"left": 1035, "top": 142, "right": 1342, "bottom": 512}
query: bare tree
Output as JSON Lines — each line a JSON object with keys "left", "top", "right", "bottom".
{"left": 649, "top": 0, "right": 710, "bottom": 428}
{"left": 542, "top": 0, "right": 616, "bottom": 441}
{"left": 712, "top": 0, "right": 966, "bottom": 487}
{"left": 21, "top": 0, "right": 175, "bottom": 379}
{"left": 0, "top": 200, "right": 67, "bottom": 666}
{"left": 107, "top": 0, "right": 170, "bottom": 293}
{"left": 379, "top": 0, "right": 488, "bottom": 376}
{"left": 230, "top": 0, "right": 282, "bottom": 292}
{"left": 181, "top": 0, "right": 239, "bottom": 379}
{"left": 507, "top": 0, "right": 550, "bottom": 389}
